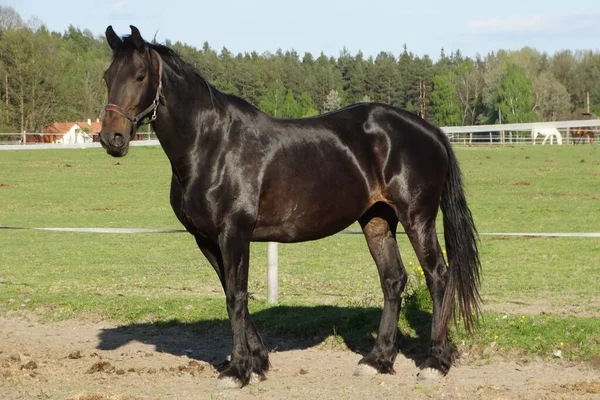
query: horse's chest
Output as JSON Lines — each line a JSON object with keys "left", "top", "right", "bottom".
{"left": 169, "top": 174, "right": 217, "bottom": 237}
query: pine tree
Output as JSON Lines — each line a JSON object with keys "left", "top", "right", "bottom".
{"left": 430, "top": 75, "right": 462, "bottom": 126}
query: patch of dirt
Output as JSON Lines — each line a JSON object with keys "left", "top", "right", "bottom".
{"left": 534, "top": 168, "right": 557, "bottom": 176}
{"left": 555, "top": 380, "right": 600, "bottom": 394}
{"left": 1, "top": 314, "right": 599, "bottom": 400}
{"left": 512, "top": 181, "right": 531, "bottom": 186}
{"left": 482, "top": 298, "right": 600, "bottom": 318}
{"left": 67, "top": 394, "right": 144, "bottom": 400}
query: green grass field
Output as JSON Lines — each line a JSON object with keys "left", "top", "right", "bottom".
{"left": 1, "top": 145, "right": 599, "bottom": 362}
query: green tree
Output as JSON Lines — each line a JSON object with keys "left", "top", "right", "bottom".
{"left": 280, "top": 90, "right": 301, "bottom": 118}
{"left": 259, "top": 81, "right": 286, "bottom": 117}
{"left": 0, "top": 24, "right": 64, "bottom": 132}
{"left": 497, "top": 64, "right": 536, "bottom": 123}
{"left": 430, "top": 75, "right": 461, "bottom": 126}
{"left": 372, "top": 51, "right": 399, "bottom": 105}
{"left": 338, "top": 48, "right": 367, "bottom": 105}
{"left": 234, "top": 54, "right": 263, "bottom": 106}
{"left": 533, "top": 71, "right": 571, "bottom": 121}
{"left": 298, "top": 92, "right": 318, "bottom": 117}
{"left": 312, "top": 52, "right": 342, "bottom": 112}
{"left": 451, "top": 57, "right": 485, "bottom": 124}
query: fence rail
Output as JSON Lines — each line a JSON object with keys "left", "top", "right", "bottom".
{"left": 1, "top": 119, "right": 598, "bottom": 150}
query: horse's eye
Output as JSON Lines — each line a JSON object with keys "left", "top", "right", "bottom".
{"left": 136, "top": 74, "right": 145, "bottom": 82}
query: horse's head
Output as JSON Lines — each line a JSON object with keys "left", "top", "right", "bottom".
{"left": 100, "top": 25, "right": 162, "bottom": 157}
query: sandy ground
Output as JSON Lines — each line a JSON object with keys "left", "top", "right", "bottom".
{"left": 1, "top": 313, "right": 599, "bottom": 400}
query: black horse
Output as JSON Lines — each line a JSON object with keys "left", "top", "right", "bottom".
{"left": 100, "top": 26, "right": 481, "bottom": 389}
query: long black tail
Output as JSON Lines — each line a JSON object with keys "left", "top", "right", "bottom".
{"left": 439, "top": 138, "right": 481, "bottom": 333}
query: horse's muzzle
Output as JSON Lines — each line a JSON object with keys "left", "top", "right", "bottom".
{"left": 100, "top": 133, "right": 129, "bottom": 157}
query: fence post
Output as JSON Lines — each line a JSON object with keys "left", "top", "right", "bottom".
{"left": 267, "top": 242, "right": 278, "bottom": 303}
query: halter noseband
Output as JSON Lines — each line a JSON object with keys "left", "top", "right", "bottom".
{"left": 104, "top": 50, "right": 163, "bottom": 140}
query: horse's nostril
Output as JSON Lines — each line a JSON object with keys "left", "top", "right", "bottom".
{"left": 113, "top": 134, "right": 124, "bottom": 147}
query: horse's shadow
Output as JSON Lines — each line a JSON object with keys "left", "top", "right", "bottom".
{"left": 97, "top": 302, "right": 432, "bottom": 368}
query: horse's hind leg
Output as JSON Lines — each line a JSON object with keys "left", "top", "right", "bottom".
{"left": 400, "top": 212, "right": 452, "bottom": 380}
{"left": 354, "top": 203, "right": 407, "bottom": 376}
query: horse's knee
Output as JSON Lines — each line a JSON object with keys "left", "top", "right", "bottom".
{"left": 382, "top": 272, "right": 407, "bottom": 301}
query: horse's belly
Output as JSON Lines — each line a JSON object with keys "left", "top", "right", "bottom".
{"left": 253, "top": 157, "right": 371, "bottom": 242}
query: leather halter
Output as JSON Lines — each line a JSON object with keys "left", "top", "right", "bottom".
{"left": 104, "top": 50, "right": 163, "bottom": 140}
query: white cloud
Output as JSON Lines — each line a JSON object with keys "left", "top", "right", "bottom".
{"left": 108, "top": 0, "right": 135, "bottom": 20}
{"left": 466, "top": 12, "right": 599, "bottom": 36}
{"left": 113, "top": 0, "right": 127, "bottom": 11}
{"left": 468, "top": 15, "right": 547, "bottom": 33}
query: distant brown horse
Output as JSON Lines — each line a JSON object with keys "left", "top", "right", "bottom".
{"left": 571, "top": 127, "right": 595, "bottom": 144}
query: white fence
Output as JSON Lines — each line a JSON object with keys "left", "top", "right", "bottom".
{"left": 441, "top": 119, "right": 600, "bottom": 145}
{"left": 0, "top": 131, "right": 156, "bottom": 149}
{"left": 0, "top": 119, "right": 598, "bottom": 150}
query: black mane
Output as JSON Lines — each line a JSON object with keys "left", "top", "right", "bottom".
{"left": 116, "top": 35, "right": 231, "bottom": 109}
{"left": 115, "top": 35, "right": 207, "bottom": 85}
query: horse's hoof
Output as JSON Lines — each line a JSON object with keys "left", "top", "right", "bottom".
{"left": 353, "top": 363, "right": 379, "bottom": 376}
{"left": 215, "top": 376, "right": 243, "bottom": 390}
{"left": 215, "top": 373, "right": 263, "bottom": 390}
{"left": 250, "top": 372, "right": 264, "bottom": 384}
{"left": 417, "top": 367, "right": 444, "bottom": 381}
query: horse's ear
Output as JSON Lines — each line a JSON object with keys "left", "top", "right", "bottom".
{"left": 105, "top": 25, "right": 121, "bottom": 51}
{"left": 130, "top": 25, "right": 146, "bottom": 51}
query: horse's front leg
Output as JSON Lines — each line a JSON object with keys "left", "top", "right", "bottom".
{"left": 216, "top": 222, "right": 269, "bottom": 389}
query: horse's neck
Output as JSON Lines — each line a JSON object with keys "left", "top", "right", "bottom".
{"left": 152, "top": 68, "right": 226, "bottom": 166}
{"left": 150, "top": 77, "right": 187, "bottom": 156}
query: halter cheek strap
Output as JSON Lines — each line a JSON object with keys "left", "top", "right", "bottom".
{"left": 104, "top": 50, "right": 163, "bottom": 140}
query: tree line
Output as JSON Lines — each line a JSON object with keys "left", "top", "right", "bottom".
{"left": 1, "top": 6, "right": 600, "bottom": 134}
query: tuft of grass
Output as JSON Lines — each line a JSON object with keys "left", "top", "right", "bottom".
{"left": 454, "top": 313, "right": 600, "bottom": 362}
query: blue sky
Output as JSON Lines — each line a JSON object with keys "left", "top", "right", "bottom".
{"left": 6, "top": 0, "right": 600, "bottom": 59}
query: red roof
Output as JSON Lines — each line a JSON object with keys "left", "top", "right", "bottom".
{"left": 42, "top": 122, "right": 78, "bottom": 134}
{"left": 41, "top": 120, "right": 101, "bottom": 135}
{"left": 76, "top": 120, "right": 102, "bottom": 134}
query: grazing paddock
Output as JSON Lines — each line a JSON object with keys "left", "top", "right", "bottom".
{"left": 0, "top": 145, "right": 599, "bottom": 398}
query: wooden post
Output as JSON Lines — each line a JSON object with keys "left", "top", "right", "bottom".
{"left": 267, "top": 242, "right": 278, "bottom": 303}
{"left": 587, "top": 92, "right": 590, "bottom": 114}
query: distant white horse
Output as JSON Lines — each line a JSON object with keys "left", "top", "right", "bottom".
{"left": 531, "top": 127, "right": 563, "bottom": 145}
